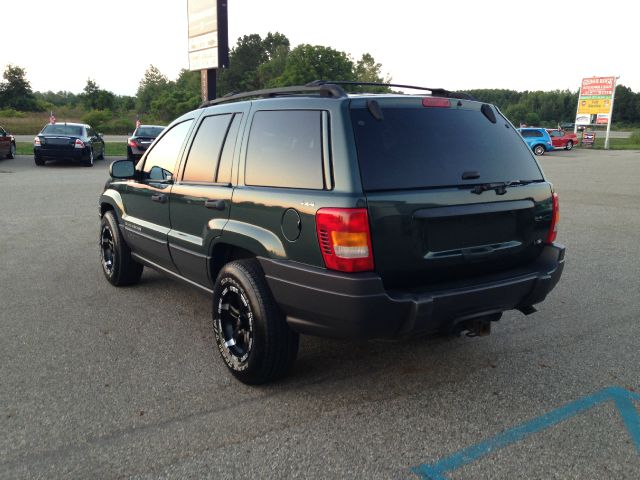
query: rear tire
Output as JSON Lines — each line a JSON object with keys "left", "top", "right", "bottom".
{"left": 34, "top": 154, "right": 44, "bottom": 166}
{"left": 97, "top": 145, "right": 105, "bottom": 160}
{"left": 212, "top": 259, "right": 299, "bottom": 384}
{"left": 126, "top": 147, "right": 133, "bottom": 161}
{"left": 84, "top": 148, "right": 94, "bottom": 167}
{"left": 100, "top": 210, "right": 144, "bottom": 286}
{"left": 565, "top": 140, "right": 573, "bottom": 151}
{"left": 533, "top": 144, "right": 545, "bottom": 156}
{"left": 7, "top": 143, "right": 16, "bottom": 159}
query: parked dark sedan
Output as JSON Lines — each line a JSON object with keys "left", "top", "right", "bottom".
{"left": 0, "top": 125, "right": 16, "bottom": 159}
{"left": 34, "top": 122, "right": 105, "bottom": 167}
{"left": 127, "top": 125, "right": 165, "bottom": 161}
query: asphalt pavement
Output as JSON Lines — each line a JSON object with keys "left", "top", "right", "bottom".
{"left": 1, "top": 150, "right": 639, "bottom": 479}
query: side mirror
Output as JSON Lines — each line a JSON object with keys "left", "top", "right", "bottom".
{"left": 110, "top": 159, "right": 135, "bottom": 179}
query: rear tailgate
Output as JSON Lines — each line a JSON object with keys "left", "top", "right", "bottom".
{"left": 350, "top": 97, "right": 554, "bottom": 289}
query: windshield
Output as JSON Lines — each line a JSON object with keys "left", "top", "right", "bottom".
{"left": 135, "top": 127, "right": 165, "bottom": 137}
{"left": 350, "top": 105, "right": 543, "bottom": 191}
{"left": 41, "top": 124, "right": 84, "bottom": 136}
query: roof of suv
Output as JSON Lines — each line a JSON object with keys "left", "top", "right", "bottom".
{"left": 200, "top": 81, "right": 476, "bottom": 109}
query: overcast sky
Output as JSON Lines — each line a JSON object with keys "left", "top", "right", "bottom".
{"left": 3, "top": 0, "right": 637, "bottom": 96}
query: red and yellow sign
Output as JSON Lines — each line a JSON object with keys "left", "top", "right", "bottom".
{"left": 577, "top": 77, "right": 616, "bottom": 115}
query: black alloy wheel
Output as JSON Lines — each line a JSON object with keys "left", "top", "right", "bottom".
{"left": 212, "top": 260, "right": 299, "bottom": 384}
{"left": 215, "top": 281, "right": 254, "bottom": 367}
{"left": 99, "top": 210, "right": 143, "bottom": 286}
{"left": 100, "top": 223, "right": 115, "bottom": 277}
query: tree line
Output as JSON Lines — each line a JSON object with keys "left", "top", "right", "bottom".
{"left": 1, "top": 32, "right": 639, "bottom": 132}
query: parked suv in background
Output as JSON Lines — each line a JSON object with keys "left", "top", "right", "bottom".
{"left": 34, "top": 122, "right": 105, "bottom": 166}
{"left": 518, "top": 127, "right": 554, "bottom": 155}
{"left": 127, "top": 124, "right": 165, "bottom": 161}
{"left": 99, "top": 82, "right": 565, "bottom": 384}
{"left": 0, "top": 125, "right": 16, "bottom": 159}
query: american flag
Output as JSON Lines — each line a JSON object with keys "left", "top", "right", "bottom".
{"left": 50, "top": 111, "right": 56, "bottom": 124}
{"left": 135, "top": 115, "right": 141, "bottom": 129}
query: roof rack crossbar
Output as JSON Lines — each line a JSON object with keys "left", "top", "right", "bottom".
{"left": 199, "top": 83, "right": 347, "bottom": 108}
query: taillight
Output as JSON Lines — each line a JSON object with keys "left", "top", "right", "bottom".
{"left": 128, "top": 140, "right": 138, "bottom": 148}
{"left": 422, "top": 97, "right": 451, "bottom": 108}
{"left": 546, "top": 192, "right": 559, "bottom": 243}
{"left": 315, "top": 208, "right": 374, "bottom": 272}
{"left": 74, "top": 139, "right": 85, "bottom": 149}
{"left": 34, "top": 136, "right": 41, "bottom": 146}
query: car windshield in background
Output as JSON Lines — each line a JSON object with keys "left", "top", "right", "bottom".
{"left": 42, "top": 124, "right": 83, "bottom": 136}
{"left": 350, "top": 106, "right": 543, "bottom": 191}
{"left": 136, "top": 127, "right": 164, "bottom": 137}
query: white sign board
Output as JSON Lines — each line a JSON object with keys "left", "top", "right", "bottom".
{"left": 188, "top": 0, "right": 218, "bottom": 70}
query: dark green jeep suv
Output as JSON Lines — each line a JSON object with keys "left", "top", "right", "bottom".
{"left": 98, "top": 82, "right": 564, "bottom": 384}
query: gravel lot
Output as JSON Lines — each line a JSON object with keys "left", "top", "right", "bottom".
{"left": 1, "top": 149, "right": 639, "bottom": 479}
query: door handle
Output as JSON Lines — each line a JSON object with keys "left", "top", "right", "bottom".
{"left": 204, "top": 199, "right": 226, "bottom": 211}
{"left": 151, "top": 194, "right": 167, "bottom": 204}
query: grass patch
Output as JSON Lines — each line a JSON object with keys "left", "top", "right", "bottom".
{"left": 16, "top": 142, "right": 126, "bottom": 157}
{"left": 578, "top": 136, "right": 640, "bottom": 150}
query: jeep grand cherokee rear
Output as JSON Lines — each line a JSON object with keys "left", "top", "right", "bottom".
{"left": 261, "top": 94, "right": 564, "bottom": 340}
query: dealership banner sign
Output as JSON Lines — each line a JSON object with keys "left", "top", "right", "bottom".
{"left": 576, "top": 76, "right": 616, "bottom": 124}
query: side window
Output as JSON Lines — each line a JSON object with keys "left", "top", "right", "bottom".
{"left": 521, "top": 130, "right": 532, "bottom": 138}
{"left": 143, "top": 120, "right": 193, "bottom": 181}
{"left": 534, "top": 130, "right": 543, "bottom": 137}
{"left": 216, "top": 113, "right": 243, "bottom": 184}
{"left": 182, "top": 114, "right": 232, "bottom": 183}
{"left": 245, "top": 110, "right": 324, "bottom": 189}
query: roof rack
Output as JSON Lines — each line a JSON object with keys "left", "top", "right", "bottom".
{"left": 199, "top": 82, "right": 347, "bottom": 108}
{"left": 308, "top": 80, "right": 476, "bottom": 101}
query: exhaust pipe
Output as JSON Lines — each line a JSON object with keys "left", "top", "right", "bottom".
{"left": 452, "top": 312, "right": 502, "bottom": 337}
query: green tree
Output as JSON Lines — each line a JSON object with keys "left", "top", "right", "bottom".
{"left": 353, "top": 53, "right": 391, "bottom": 91}
{"left": 136, "top": 65, "right": 169, "bottom": 113}
{"left": 277, "top": 44, "right": 356, "bottom": 86}
{"left": 81, "top": 79, "right": 115, "bottom": 111}
{"left": 0, "top": 64, "right": 39, "bottom": 111}
{"left": 217, "top": 33, "right": 291, "bottom": 95}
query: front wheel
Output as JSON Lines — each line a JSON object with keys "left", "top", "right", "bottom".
{"left": 212, "top": 259, "right": 299, "bottom": 384}
{"left": 7, "top": 143, "right": 16, "bottom": 159}
{"left": 565, "top": 140, "right": 573, "bottom": 150}
{"left": 100, "top": 210, "right": 143, "bottom": 286}
{"left": 533, "top": 145, "right": 545, "bottom": 156}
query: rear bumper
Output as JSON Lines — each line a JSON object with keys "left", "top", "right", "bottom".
{"left": 259, "top": 244, "right": 565, "bottom": 339}
{"left": 34, "top": 146, "right": 89, "bottom": 161}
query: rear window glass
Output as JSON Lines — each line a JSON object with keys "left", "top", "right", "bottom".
{"left": 351, "top": 106, "right": 543, "bottom": 191}
{"left": 41, "top": 124, "right": 83, "bottom": 136}
{"left": 135, "top": 127, "right": 165, "bottom": 137}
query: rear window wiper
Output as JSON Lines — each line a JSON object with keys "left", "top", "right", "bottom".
{"left": 470, "top": 180, "right": 540, "bottom": 195}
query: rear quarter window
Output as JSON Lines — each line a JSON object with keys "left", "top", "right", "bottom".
{"left": 245, "top": 110, "right": 324, "bottom": 189}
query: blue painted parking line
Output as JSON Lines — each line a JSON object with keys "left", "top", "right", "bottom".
{"left": 412, "top": 386, "right": 640, "bottom": 480}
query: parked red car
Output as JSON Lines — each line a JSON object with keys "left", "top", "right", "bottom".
{"left": 0, "top": 125, "right": 16, "bottom": 159}
{"left": 546, "top": 129, "right": 578, "bottom": 150}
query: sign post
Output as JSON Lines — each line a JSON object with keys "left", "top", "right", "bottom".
{"left": 187, "top": 0, "right": 229, "bottom": 102}
{"left": 574, "top": 76, "right": 618, "bottom": 149}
